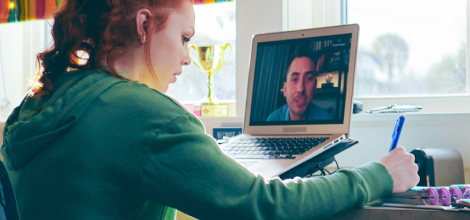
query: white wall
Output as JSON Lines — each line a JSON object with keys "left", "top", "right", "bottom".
{"left": 0, "top": 20, "right": 49, "bottom": 121}
{"left": 346, "top": 114, "right": 470, "bottom": 167}
{"left": 283, "top": 0, "right": 342, "bottom": 30}
{"left": 348, "top": 113, "right": 470, "bottom": 184}
{"left": 236, "top": 0, "right": 283, "bottom": 117}
{"left": 0, "top": 22, "right": 26, "bottom": 118}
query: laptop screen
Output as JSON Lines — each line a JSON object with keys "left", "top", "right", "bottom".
{"left": 249, "top": 34, "right": 353, "bottom": 126}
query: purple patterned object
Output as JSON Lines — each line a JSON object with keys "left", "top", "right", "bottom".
{"left": 449, "top": 187, "right": 463, "bottom": 201}
{"left": 424, "top": 188, "right": 439, "bottom": 205}
{"left": 464, "top": 189, "right": 470, "bottom": 199}
{"left": 437, "top": 187, "right": 451, "bottom": 206}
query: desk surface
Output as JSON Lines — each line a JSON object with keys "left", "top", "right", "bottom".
{"left": 331, "top": 206, "right": 470, "bottom": 220}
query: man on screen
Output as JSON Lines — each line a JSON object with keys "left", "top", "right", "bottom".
{"left": 267, "top": 48, "right": 333, "bottom": 121}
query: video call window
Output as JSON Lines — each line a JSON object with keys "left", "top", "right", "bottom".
{"left": 249, "top": 34, "right": 352, "bottom": 126}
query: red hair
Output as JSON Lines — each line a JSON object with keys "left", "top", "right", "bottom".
{"left": 32, "top": 0, "right": 193, "bottom": 98}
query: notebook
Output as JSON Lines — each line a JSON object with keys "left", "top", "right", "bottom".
{"left": 221, "top": 24, "right": 360, "bottom": 178}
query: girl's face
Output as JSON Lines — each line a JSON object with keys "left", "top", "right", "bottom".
{"left": 142, "top": 1, "right": 195, "bottom": 92}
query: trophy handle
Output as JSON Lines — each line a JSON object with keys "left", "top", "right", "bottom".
{"left": 220, "top": 43, "right": 233, "bottom": 68}
{"left": 189, "top": 44, "right": 203, "bottom": 69}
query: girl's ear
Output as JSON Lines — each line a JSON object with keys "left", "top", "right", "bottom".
{"left": 135, "top": 9, "right": 152, "bottom": 44}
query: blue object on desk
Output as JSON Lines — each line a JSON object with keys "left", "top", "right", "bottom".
{"left": 389, "top": 114, "right": 405, "bottom": 152}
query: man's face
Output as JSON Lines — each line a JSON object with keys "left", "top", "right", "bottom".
{"left": 283, "top": 57, "right": 316, "bottom": 119}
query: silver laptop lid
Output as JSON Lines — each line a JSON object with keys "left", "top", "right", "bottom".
{"left": 243, "top": 24, "right": 359, "bottom": 136}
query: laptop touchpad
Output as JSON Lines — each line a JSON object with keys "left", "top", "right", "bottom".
{"left": 238, "top": 160, "right": 258, "bottom": 168}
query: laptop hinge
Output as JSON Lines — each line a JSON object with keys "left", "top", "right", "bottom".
{"left": 249, "top": 134, "right": 335, "bottom": 137}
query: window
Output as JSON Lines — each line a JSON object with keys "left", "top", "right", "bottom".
{"left": 348, "top": 0, "right": 467, "bottom": 97}
{"left": 283, "top": 0, "right": 470, "bottom": 113}
{"left": 166, "top": 3, "right": 236, "bottom": 112}
{"left": 0, "top": 20, "right": 50, "bottom": 121}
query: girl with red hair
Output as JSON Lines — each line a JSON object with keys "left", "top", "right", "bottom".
{"left": 1, "top": 0, "right": 419, "bottom": 219}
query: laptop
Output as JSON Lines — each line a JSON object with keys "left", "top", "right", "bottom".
{"left": 221, "top": 24, "right": 359, "bottom": 178}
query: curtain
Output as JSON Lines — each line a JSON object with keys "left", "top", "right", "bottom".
{"left": 0, "top": 0, "right": 233, "bottom": 24}
{"left": 194, "top": 0, "right": 233, "bottom": 4}
{"left": 0, "top": 0, "right": 61, "bottom": 23}
{"left": 250, "top": 44, "right": 291, "bottom": 122}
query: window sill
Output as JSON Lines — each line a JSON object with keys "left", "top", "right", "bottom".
{"left": 355, "top": 95, "right": 470, "bottom": 115}
{"left": 198, "top": 111, "right": 470, "bottom": 122}
{"left": 351, "top": 112, "right": 470, "bottom": 127}
{"left": 1, "top": 112, "right": 468, "bottom": 126}
{"left": 197, "top": 111, "right": 470, "bottom": 135}
{"left": 2, "top": 112, "right": 469, "bottom": 136}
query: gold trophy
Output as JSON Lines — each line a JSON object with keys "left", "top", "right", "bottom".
{"left": 189, "top": 43, "right": 232, "bottom": 116}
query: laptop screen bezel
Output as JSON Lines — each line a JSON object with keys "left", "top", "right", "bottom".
{"left": 243, "top": 24, "right": 359, "bottom": 135}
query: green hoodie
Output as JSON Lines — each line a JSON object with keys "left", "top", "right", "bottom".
{"left": 1, "top": 69, "right": 393, "bottom": 220}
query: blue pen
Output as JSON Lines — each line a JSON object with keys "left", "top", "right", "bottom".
{"left": 389, "top": 114, "right": 405, "bottom": 152}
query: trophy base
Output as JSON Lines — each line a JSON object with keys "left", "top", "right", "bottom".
{"left": 201, "top": 104, "right": 228, "bottom": 117}
{"left": 199, "top": 96, "right": 219, "bottom": 105}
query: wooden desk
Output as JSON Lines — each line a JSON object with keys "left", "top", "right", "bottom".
{"left": 331, "top": 206, "right": 470, "bottom": 220}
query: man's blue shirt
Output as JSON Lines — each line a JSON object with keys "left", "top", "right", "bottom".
{"left": 267, "top": 103, "right": 333, "bottom": 121}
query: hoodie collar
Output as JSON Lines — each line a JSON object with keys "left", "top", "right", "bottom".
{"left": 1, "top": 70, "right": 125, "bottom": 170}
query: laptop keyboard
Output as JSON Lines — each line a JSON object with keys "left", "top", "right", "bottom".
{"left": 221, "top": 137, "right": 330, "bottom": 160}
